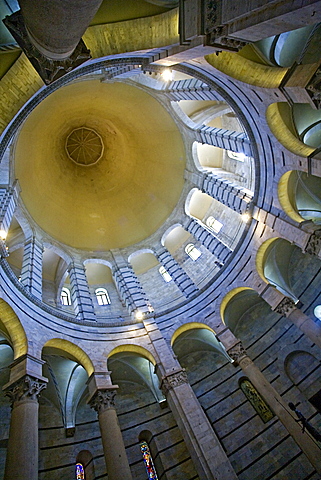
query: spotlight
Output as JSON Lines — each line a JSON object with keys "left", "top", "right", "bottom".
{"left": 161, "top": 69, "right": 172, "bottom": 82}
{"left": 241, "top": 213, "right": 251, "bottom": 223}
{"left": 135, "top": 310, "right": 144, "bottom": 320}
{"left": 0, "top": 230, "right": 7, "bottom": 241}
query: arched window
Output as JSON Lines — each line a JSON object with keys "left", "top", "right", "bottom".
{"left": 60, "top": 287, "right": 71, "bottom": 306}
{"left": 240, "top": 378, "right": 274, "bottom": 423}
{"left": 140, "top": 441, "right": 158, "bottom": 479}
{"left": 76, "top": 463, "right": 85, "bottom": 480}
{"left": 227, "top": 150, "right": 246, "bottom": 161}
{"left": 206, "top": 216, "right": 223, "bottom": 233}
{"left": 95, "top": 288, "right": 111, "bottom": 305}
{"left": 159, "top": 266, "right": 172, "bottom": 283}
{"left": 185, "top": 243, "right": 201, "bottom": 261}
{"left": 314, "top": 305, "right": 321, "bottom": 320}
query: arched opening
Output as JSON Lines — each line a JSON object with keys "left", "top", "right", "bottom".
{"left": 278, "top": 170, "right": 321, "bottom": 224}
{"left": 41, "top": 339, "right": 93, "bottom": 436}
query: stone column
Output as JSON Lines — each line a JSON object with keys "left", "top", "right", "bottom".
{"left": 195, "top": 125, "right": 253, "bottom": 157}
{"left": 155, "top": 245, "right": 198, "bottom": 298}
{"left": 87, "top": 374, "right": 132, "bottom": 480}
{"left": 217, "top": 332, "right": 321, "bottom": 475}
{"left": 274, "top": 298, "right": 321, "bottom": 349}
{"left": 187, "top": 170, "right": 252, "bottom": 214}
{"left": 184, "top": 216, "right": 232, "bottom": 264}
{"left": 4, "top": 375, "right": 47, "bottom": 480}
{"left": 144, "top": 317, "right": 238, "bottom": 480}
{"left": 68, "top": 261, "right": 96, "bottom": 322}
{"left": 20, "top": 235, "right": 43, "bottom": 300}
{"left": 18, "top": 0, "right": 103, "bottom": 60}
{"left": 112, "top": 252, "right": 151, "bottom": 316}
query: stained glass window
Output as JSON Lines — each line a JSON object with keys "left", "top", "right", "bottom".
{"left": 140, "top": 441, "right": 158, "bottom": 480}
{"left": 76, "top": 463, "right": 85, "bottom": 480}
{"left": 240, "top": 378, "right": 274, "bottom": 423}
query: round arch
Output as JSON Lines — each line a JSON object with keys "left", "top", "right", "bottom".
{"left": 0, "top": 298, "right": 27, "bottom": 358}
{"left": 108, "top": 344, "right": 156, "bottom": 366}
{"left": 255, "top": 237, "right": 280, "bottom": 284}
{"left": 266, "top": 103, "right": 315, "bottom": 157}
{"left": 171, "top": 321, "right": 215, "bottom": 346}
{"left": 205, "top": 51, "right": 288, "bottom": 88}
{"left": 220, "top": 287, "right": 253, "bottom": 323}
{"left": 42, "top": 338, "right": 94, "bottom": 376}
{"left": 278, "top": 171, "right": 305, "bottom": 223}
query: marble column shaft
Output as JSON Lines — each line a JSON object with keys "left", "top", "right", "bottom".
{"left": 4, "top": 375, "right": 46, "bottom": 480}
{"left": 89, "top": 389, "right": 132, "bottom": 480}
{"left": 18, "top": 0, "right": 103, "bottom": 59}
{"left": 144, "top": 318, "right": 238, "bottom": 480}
{"left": 226, "top": 341, "right": 321, "bottom": 475}
{"left": 274, "top": 298, "right": 321, "bottom": 349}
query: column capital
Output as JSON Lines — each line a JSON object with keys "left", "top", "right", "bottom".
{"left": 4, "top": 374, "right": 47, "bottom": 408}
{"left": 274, "top": 297, "right": 297, "bottom": 317}
{"left": 227, "top": 341, "right": 250, "bottom": 367}
{"left": 305, "top": 230, "right": 321, "bottom": 257}
{"left": 89, "top": 388, "right": 118, "bottom": 414}
{"left": 160, "top": 369, "right": 188, "bottom": 396}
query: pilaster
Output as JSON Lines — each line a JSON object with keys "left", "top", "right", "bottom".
{"left": 195, "top": 125, "right": 253, "bottom": 157}
{"left": 20, "top": 234, "right": 43, "bottom": 299}
{"left": 155, "top": 245, "right": 198, "bottom": 298}
{"left": 184, "top": 216, "right": 232, "bottom": 264}
{"left": 112, "top": 252, "right": 151, "bottom": 316}
{"left": 68, "top": 261, "right": 96, "bottom": 322}
{"left": 189, "top": 170, "right": 253, "bottom": 214}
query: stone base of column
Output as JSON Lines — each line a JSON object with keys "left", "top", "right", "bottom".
{"left": 3, "top": 11, "right": 91, "bottom": 84}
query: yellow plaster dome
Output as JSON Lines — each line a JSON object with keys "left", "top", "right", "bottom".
{"left": 14, "top": 79, "right": 186, "bottom": 250}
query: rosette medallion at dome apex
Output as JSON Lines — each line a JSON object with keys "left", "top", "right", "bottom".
{"left": 65, "top": 127, "right": 104, "bottom": 166}
{"left": 14, "top": 80, "right": 186, "bottom": 250}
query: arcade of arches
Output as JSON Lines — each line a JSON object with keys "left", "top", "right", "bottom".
{"left": 1, "top": 1, "right": 321, "bottom": 479}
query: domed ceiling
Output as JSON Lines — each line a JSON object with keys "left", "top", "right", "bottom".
{"left": 14, "top": 80, "right": 186, "bottom": 250}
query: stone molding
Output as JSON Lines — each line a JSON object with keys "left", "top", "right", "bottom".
{"left": 160, "top": 370, "right": 188, "bottom": 396}
{"left": 274, "top": 297, "right": 297, "bottom": 317}
{"left": 89, "top": 389, "right": 117, "bottom": 414}
{"left": 4, "top": 375, "right": 46, "bottom": 407}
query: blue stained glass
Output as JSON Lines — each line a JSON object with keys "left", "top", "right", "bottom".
{"left": 140, "top": 441, "right": 158, "bottom": 480}
{"left": 76, "top": 463, "right": 85, "bottom": 480}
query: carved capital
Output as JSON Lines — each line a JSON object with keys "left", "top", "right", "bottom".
{"left": 89, "top": 389, "right": 117, "bottom": 414}
{"left": 227, "top": 341, "right": 247, "bottom": 366}
{"left": 3, "top": 11, "right": 91, "bottom": 85}
{"left": 274, "top": 297, "right": 296, "bottom": 317}
{"left": 305, "top": 231, "right": 321, "bottom": 256}
{"left": 5, "top": 375, "right": 46, "bottom": 407}
{"left": 306, "top": 67, "right": 321, "bottom": 109}
{"left": 161, "top": 370, "right": 188, "bottom": 396}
